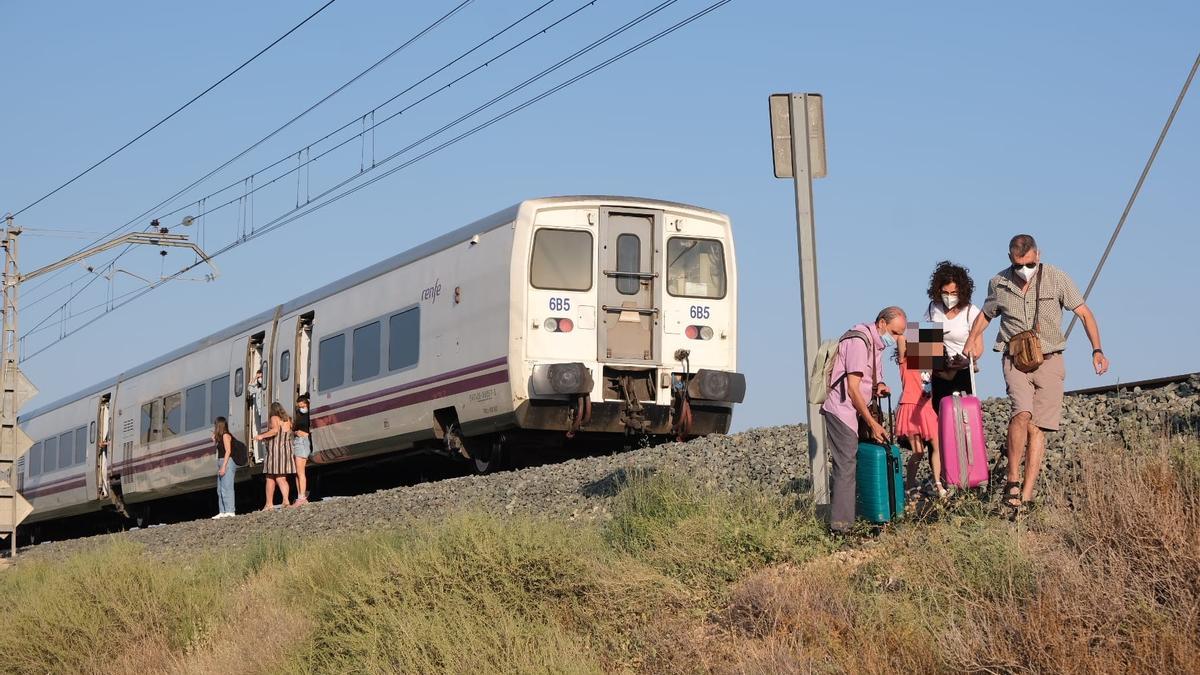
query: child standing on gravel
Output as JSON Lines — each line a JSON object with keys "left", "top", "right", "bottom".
{"left": 895, "top": 324, "right": 945, "bottom": 500}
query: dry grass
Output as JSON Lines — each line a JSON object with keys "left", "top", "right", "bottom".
{"left": 708, "top": 436, "right": 1200, "bottom": 674}
{"left": 1, "top": 436, "right": 1196, "bottom": 674}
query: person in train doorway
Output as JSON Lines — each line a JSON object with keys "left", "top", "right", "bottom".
{"left": 211, "top": 416, "right": 245, "bottom": 518}
{"left": 247, "top": 368, "right": 267, "bottom": 458}
{"left": 292, "top": 394, "right": 312, "bottom": 506}
{"left": 255, "top": 401, "right": 296, "bottom": 509}
{"left": 964, "top": 234, "right": 1109, "bottom": 516}
{"left": 820, "top": 306, "right": 908, "bottom": 534}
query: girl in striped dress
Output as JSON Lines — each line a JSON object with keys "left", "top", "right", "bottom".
{"left": 255, "top": 401, "right": 295, "bottom": 509}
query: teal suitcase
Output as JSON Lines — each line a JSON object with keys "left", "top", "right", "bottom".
{"left": 856, "top": 395, "right": 904, "bottom": 524}
{"left": 856, "top": 441, "right": 904, "bottom": 523}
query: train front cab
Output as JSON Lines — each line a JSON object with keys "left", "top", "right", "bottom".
{"left": 515, "top": 198, "right": 744, "bottom": 439}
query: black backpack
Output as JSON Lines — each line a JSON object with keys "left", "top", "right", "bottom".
{"left": 229, "top": 435, "right": 249, "bottom": 467}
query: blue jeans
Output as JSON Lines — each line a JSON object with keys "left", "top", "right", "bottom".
{"left": 217, "top": 458, "right": 239, "bottom": 514}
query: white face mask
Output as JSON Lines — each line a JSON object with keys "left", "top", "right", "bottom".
{"left": 1016, "top": 265, "right": 1037, "bottom": 282}
{"left": 941, "top": 294, "right": 958, "bottom": 309}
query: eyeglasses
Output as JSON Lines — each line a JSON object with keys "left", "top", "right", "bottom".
{"left": 1011, "top": 262, "right": 1038, "bottom": 270}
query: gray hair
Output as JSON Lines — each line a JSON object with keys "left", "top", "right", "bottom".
{"left": 1009, "top": 234, "right": 1037, "bottom": 257}
{"left": 876, "top": 306, "right": 906, "bottom": 324}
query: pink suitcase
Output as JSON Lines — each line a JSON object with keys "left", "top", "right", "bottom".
{"left": 938, "top": 360, "right": 988, "bottom": 489}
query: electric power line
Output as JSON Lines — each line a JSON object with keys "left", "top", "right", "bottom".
{"left": 156, "top": 0, "right": 679, "bottom": 229}
{"left": 20, "top": 0, "right": 482, "bottom": 302}
{"left": 21, "top": 0, "right": 580, "bottom": 308}
{"left": 1064, "top": 49, "right": 1200, "bottom": 339}
{"left": 21, "top": 0, "right": 736, "bottom": 362}
{"left": 10, "top": 0, "right": 341, "bottom": 219}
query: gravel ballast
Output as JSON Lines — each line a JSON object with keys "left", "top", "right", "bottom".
{"left": 19, "top": 374, "right": 1199, "bottom": 562}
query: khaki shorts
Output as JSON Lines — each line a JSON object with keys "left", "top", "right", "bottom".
{"left": 1002, "top": 352, "right": 1066, "bottom": 430}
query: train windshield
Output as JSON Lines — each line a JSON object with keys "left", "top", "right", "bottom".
{"left": 530, "top": 228, "right": 593, "bottom": 291}
{"left": 666, "top": 237, "right": 726, "bottom": 299}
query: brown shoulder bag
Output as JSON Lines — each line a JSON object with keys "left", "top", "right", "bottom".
{"left": 1007, "top": 266, "right": 1043, "bottom": 373}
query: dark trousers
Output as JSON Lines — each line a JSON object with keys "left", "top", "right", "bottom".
{"left": 823, "top": 411, "right": 859, "bottom": 532}
{"left": 931, "top": 368, "right": 973, "bottom": 413}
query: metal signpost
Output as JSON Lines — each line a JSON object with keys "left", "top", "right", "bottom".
{"left": 0, "top": 214, "right": 216, "bottom": 556}
{"left": 769, "top": 93, "right": 829, "bottom": 512}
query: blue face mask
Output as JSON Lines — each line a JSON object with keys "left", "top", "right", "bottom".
{"left": 881, "top": 332, "right": 896, "bottom": 348}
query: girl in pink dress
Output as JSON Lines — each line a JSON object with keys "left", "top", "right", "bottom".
{"left": 895, "top": 330, "right": 945, "bottom": 499}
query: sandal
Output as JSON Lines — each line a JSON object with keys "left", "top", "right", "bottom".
{"left": 1002, "top": 481, "right": 1022, "bottom": 510}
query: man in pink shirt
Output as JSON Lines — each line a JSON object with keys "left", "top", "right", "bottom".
{"left": 821, "top": 306, "right": 907, "bottom": 533}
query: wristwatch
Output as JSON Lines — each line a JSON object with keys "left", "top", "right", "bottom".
{"left": 1092, "top": 348, "right": 1104, "bottom": 355}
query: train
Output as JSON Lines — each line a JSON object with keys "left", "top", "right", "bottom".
{"left": 16, "top": 196, "right": 745, "bottom": 525}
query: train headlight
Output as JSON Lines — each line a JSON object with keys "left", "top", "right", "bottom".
{"left": 686, "top": 369, "right": 747, "bottom": 403}
{"left": 685, "top": 325, "right": 714, "bottom": 340}
{"left": 530, "top": 363, "right": 594, "bottom": 395}
{"left": 544, "top": 318, "right": 574, "bottom": 333}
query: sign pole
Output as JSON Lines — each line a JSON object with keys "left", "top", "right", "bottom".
{"left": 769, "top": 93, "right": 828, "bottom": 515}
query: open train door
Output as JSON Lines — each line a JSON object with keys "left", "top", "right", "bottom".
{"left": 229, "top": 335, "right": 256, "bottom": 465}
{"left": 273, "top": 314, "right": 300, "bottom": 413}
{"left": 90, "top": 391, "right": 126, "bottom": 515}
{"left": 296, "top": 312, "right": 314, "bottom": 403}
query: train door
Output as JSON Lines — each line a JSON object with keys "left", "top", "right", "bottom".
{"left": 93, "top": 393, "right": 112, "bottom": 498}
{"left": 599, "top": 208, "right": 659, "bottom": 362}
{"left": 296, "top": 312, "right": 314, "bottom": 400}
{"left": 229, "top": 335, "right": 250, "bottom": 463}
{"left": 246, "top": 332, "right": 266, "bottom": 463}
{"left": 274, "top": 316, "right": 299, "bottom": 414}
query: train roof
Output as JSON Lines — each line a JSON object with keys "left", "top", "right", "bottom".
{"left": 21, "top": 196, "right": 726, "bottom": 421}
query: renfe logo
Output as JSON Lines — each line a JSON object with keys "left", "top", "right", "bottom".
{"left": 421, "top": 279, "right": 442, "bottom": 303}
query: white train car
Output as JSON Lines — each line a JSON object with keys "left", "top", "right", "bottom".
{"left": 17, "top": 196, "right": 745, "bottom": 525}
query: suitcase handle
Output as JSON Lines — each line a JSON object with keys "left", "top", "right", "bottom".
{"left": 885, "top": 393, "right": 895, "bottom": 442}
{"left": 969, "top": 355, "right": 977, "bottom": 396}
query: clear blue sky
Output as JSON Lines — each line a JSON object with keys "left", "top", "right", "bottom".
{"left": 2, "top": 1, "right": 1197, "bottom": 431}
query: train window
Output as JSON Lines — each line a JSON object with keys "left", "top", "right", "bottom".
{"left": 162, "top": 393, "right": 182, "bottom": 439}
{"left": 234, "top": 368, "right": 244, "bottom": 397}
{"left": 280, "top": 350, "right": 291, "bottom": 383}
{"left": 43, "top": 436, "right": 58, "bottom": 473}
{"left": 388, "top": 307, "right": 420, "bottom": 372}
{"left": 211, "top": 375, "right": 230, "bottom": 421}
{"left": 319, "top": 334, "right": 346, "bottom": 390}
{"left": 352, "top": 322, "right": 381, "bottom": 382}
{"left": 666, "top": 238, "right": 727, "bottom": 300}
{"left": 29, "top": 442, "right": 41, "bottom": 477}
{"left": 74, "top": 427, "right": 87, "bottom": 465}
{"left": 530, "top": 228, "right": 593, "bottom": 291}
{"left": 616, "top": 233, "right": 641, "bottom": 295}
{"left": 185, "top": 383, "right": 208, "bottom": 432}
{"left": 58, "top": 431, "right": 74, "bottom": 468}
{"left": 142, "top": 399, "right": 162, "bottom": 443}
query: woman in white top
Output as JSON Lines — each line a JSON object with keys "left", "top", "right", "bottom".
{"left": 923, "top": 261, "right": 981, "bottom": 412}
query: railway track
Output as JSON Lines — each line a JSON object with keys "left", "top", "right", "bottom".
{"left": 1065, "top": 372, "right": 1198, "bottom": 397}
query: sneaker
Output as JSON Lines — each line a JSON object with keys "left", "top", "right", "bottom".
{"left": 210, "top": 514, "right": 224, "bottom": 520}
{"left": 220, "top": 512, "right": 236, "bottom": 518}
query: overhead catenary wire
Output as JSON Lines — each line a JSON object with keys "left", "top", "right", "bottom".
{"left": 9, "top": 0, "right": 341, "bottom": 219}
{"left": 20, "top": 0, "right": 482, "bottom": 301}
{"left": 155, "top": 0, "right": 678, "bottom": 228}
{"left": 21, "top": 0, "right": 601, "bottom": 342}
{"left": 21, "top": 0, "right": 737, "bottom": 362}
{"left": 1064, "top": 49, "right": 1199, "bottom": 339}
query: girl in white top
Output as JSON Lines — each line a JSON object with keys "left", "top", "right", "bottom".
{"left": 923, "top": 261, "right": 981, "bottom": 413}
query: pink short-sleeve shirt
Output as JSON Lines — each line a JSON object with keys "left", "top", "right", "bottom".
{"left": 820, "top": 322, "right": 885, "bottom": 430}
